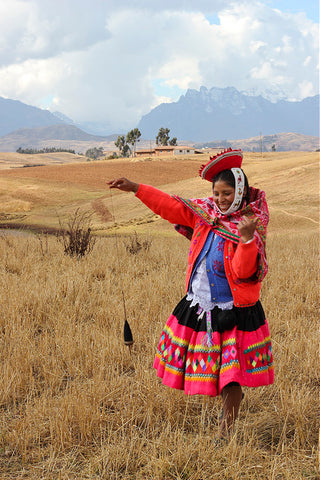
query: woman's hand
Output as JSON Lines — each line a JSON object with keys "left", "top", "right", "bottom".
{"left": 238, "top": 216, "right": 258, "bottom": 243}
{"left": 107, "top": 178, "right": 139, "bottom": 193}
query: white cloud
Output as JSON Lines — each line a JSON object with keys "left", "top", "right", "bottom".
{"left": 298, "top": 80, "right": 316, "bottom": 98}
{"left": 0, "top": 0, "right": 317, "bottom": 132}
{"left": 249, "top": 41, "right": 268, "bottom": 53}
{"left": 157, "top": 59, "right": 202, "bottom": 90}
{"left": 0, "top": 57, "right": 66, "bottom": 101}
{"left": 197, "top": 2, "right": 319, "bottom": 101}
{"left": 0, "top": 0, "right": 110, "bottom": 65}
{"left": 303, "top": 56, "right": 312, "bottom": 66}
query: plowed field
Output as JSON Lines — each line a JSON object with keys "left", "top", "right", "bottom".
{"left": 0, "top": 157, "right": 203, "bottom": 189}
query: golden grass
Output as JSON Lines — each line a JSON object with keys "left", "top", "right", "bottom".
{"left": 0, "top": 226, "right": 318, "bottom": 479}
{"left": 0, "top": 151, "right": 318, "bottom": 478}
{"left": 0, "top": 152, "right": 87, "bottom": 169}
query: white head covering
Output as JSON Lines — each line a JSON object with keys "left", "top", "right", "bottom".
{"left": 215, "top": 167, "right": 245, "bottom": 215}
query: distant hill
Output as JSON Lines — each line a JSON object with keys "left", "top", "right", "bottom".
{"left": 138, "top": 86, "right": 319, "bottom": 142}
{"left": 0, "top": 125, "right": 119, "bottom": 152}
{"left": 0, "top": 96, "right": 122, "bottom": 137}
{"left": 0, "top": 125, "right": 317, "bottom": 153}
{"left": 195, "top": 132, "right": 320, "bottom": 152}
{"left": 0, "top": 96, "right": 67, "bottom": 136}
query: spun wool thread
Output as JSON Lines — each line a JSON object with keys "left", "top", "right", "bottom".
{"left": 109, "top": 189, "right": 134, "bottom": 350}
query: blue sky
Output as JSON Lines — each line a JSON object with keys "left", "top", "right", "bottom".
{"left": 267, "top": 0, "right": 319, "bottom": 22}
{"left": 0, "top": 0, "right": 318, "bottom": 131}
{"left": 206, "top": 2, "right": 319, "bottom": 25}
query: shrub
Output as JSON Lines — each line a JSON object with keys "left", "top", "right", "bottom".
{"left": 125, "top": 231, "right": 151, "bottom": 254}
{"left": 58, "top": 209, "right": 96, "bottom": 257}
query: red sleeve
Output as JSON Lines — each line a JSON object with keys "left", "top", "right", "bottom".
{"left": 135, "top": 184, "right": 195, "bottom": 227}
{"left": 231, "top": 240, "right": 259, "bottom": 280}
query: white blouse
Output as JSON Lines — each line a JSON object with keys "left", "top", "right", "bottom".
{"left": 187, "top": 256, "right": 233, "bottom": 312}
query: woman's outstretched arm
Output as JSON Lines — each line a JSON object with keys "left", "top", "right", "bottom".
{"left": 108, "top": 178, "right": 195, "bottom": 228}
{"left": 108, "top": 177, "right": 139, "bottom": 193}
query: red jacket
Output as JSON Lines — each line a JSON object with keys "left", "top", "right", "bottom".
{"left": 136, "top": 184, "right": 262, "bottom": 307}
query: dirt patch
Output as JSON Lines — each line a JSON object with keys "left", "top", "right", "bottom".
{"left": 91, "top": 198, "right": 112, "bottom": 222}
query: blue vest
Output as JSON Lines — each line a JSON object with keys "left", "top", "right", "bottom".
{"left": 189, "top": 231, "right": 233, "bottom": 303}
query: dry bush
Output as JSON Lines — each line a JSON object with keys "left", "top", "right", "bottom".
{"left": 0, "top": 219, "right": 318, "bottom": 479}
{"left": 58, "top": 208, "right": 96, "bottom": 257}
{"left": 125, "top": 231, "right": 152, "bottom": 255}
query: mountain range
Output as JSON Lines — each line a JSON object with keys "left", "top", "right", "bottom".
{"left": 195, "top": 132, "right": 320, "bottom": 153}
{"left": 0, "top": 96, "right": 66, "bottom": 137}
{"left": 138, "top": 86, "right": 319, "bottom": 142}
{"left": 0, "top": 88, "right": 319, "bottom": 151}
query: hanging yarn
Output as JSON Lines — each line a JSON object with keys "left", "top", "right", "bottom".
{"left": 109, "top": 189, "right": 134, "bottom": 351}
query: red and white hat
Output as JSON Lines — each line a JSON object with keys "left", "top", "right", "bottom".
{"left": 199, "top": 148, "right": 243, "bottom": 181}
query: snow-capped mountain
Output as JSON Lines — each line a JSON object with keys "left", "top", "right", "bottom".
{"left": 138, "top": 86, "right": 319, "bottom": 142}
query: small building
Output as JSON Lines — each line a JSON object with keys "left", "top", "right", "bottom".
{"left": 135, "top": 145, "right": 198, "bottom": 157}
{"left": 135, "top": 148, "right": 155, "bottom": 157}
{"left": 172, "top": 146, "right": 196, "bottom": 155}
{"left": 154, "top": 145, "right": 196, "bottom": 156}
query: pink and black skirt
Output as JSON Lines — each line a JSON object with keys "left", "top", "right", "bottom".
{"left": 153, "top": 296, "right": 274, "bottom": 396}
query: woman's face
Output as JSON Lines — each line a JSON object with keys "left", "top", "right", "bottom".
{"left": 212, "top": 180, "right": 235, "bottom": 213}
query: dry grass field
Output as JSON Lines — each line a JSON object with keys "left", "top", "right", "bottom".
{"left": 0, "top": 151, "right": 318, "bottom": 479}
{"left": 0, "top": 151, "right": 318, "bottom": 234}
{"left": 0, "top": 152, "right": 88, "bottom": 170}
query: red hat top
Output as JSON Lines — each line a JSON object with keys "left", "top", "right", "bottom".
{"left": 199, "top": 148, "right": 243, "bottom": 181}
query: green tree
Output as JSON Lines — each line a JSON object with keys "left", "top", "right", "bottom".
{"left": 169, "top": 137, "right": 177, "bottom": 146}
{"left": 156, "top": 127, "right": 170, "bottom": 146}
{"left": 85, "top": 146, "right": 104, "bottom": 160}
{"left": 115, "top": 135, "right": 130, "bottom": 157}
{"left": 126, "top": 128, "right": 141, "bottom": 157}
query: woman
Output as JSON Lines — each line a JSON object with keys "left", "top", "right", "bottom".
{"left": 108, "top": 149, "right": 274, "bottom": 440}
